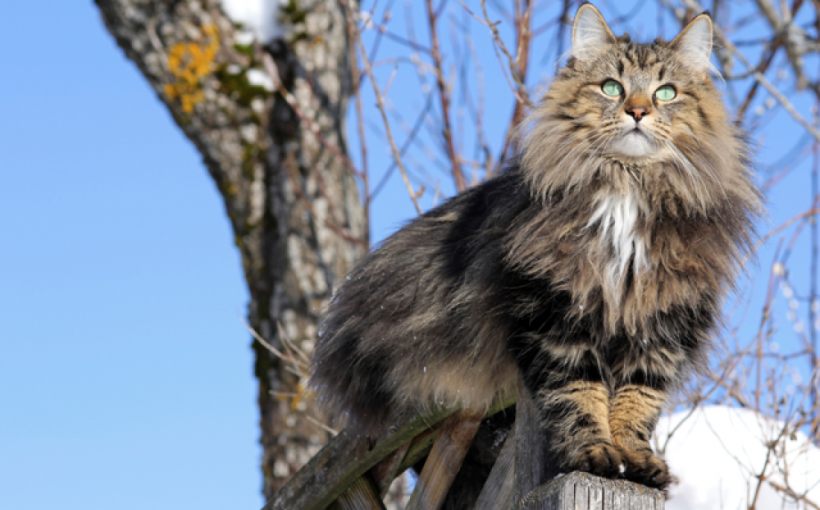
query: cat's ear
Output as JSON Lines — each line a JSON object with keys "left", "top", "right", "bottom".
{"left": 572, "top": 4, "right": 617, "bottom": 61}
{"left": 671, "top": 13, "right": 713, "bottom": 71}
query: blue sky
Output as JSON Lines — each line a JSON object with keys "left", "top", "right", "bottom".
{"left": 1, "top": 2, "right": 258, "bottom": 508}
{"left": 2, "top": 2, "right": 819, "bottom": 510}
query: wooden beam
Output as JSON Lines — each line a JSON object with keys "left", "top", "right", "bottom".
{"left": 519, "top": 471, "right": 665, "bottom": 510}
{"left": 262, "top": 405, "right": 454, "bottom": 510}
{"left": 369, "top": 442, "right": 411, "bottom": 497}
{"left": 515, "top": 379, "right": 556, "bottom": 502}
{"left": 473, "top": 426, "right": 515, "bottom": 510}
{"left": 405, "top": 413, "right": 483, "bottom": 510}
{"left": 335, "top": 475, "right": 387, "bottom": 510}
{"left": 263, "top": 395, "right": 516, "bottom": 510}
{"left": 396, "top": 426, "right": 441, "bottom": 473}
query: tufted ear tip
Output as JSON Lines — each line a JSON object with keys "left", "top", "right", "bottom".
{"left": 572, "top": 4, "right": 617, "bottom": 61}
{"left": 671, "top": 13, "right": 713, "bottom": 71}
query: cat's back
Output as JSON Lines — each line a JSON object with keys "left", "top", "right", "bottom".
{"left": 310, "top": 168, "right": 529, "bottom": 433}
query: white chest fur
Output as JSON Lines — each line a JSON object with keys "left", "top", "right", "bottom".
{"left": 586, "top": 192, "right": 650, "bottom": 292}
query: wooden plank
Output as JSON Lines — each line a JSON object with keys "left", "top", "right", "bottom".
{"left": 404, "top": 413, "right": 482, "bottom": 510}
{"left": 515, "top": 379, "right": 556, "bottom": 503}
{"left": 335, "top": 475, "right": 387, "bottom": 510}
{"left": 369, "top": 441, "right": 411, "bottom": 497}
{"left": 262, "top": 406, "right": 454, "bottom": 510}
{"left": 397, "top": 426, "right": 440, "bottom": 472}
{"left": 519, "top": 472, "right": 665, "bottom": 510}
{"left": 473, "top": 426, "right": 516, "bottom": 510}
{"left": 262, "top": 395, "right": 516, "bottom": 510}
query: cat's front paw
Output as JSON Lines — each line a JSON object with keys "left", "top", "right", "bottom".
{"left": 566, "top": 443, "right": 625, "bottom": 479}
{"left": 621, "top": 449, "right": 671, "bottom": 490}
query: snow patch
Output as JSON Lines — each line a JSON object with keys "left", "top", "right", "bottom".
{"left": 658, "top": 406, "right": 820, "bottom": 510}
{"left": 246, "top": 69, "right": 274, "bottom": 91}
{"left": 221, "top": 0, "right": 283, "bottom": 42}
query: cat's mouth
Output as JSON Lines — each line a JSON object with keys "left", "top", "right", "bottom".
{"left": 612, "top": 127, "right": 656, "bottom": 158}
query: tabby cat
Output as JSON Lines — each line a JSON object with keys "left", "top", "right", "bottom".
{"left": 311, "top": 2, "right": 760, "bottom": 501}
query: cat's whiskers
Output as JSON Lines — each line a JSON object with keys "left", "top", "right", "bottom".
{"left": 661, "top": 139, "right": 702, "bottom": 199}
{"left": 586, "top": 131, "right": 618, "bottom": 182}
{"left": 546, "top": 125, "right": 603, "bottom": 168}
{"left": 668, "top": 141, "right": 715, "bottom": 204}
{"left": 553, "top": 132, "right": 599, "bottom": 163}
{"left": 663, "top": 139, "right": 712, "bottom": 208}
{"left": 558, "top": 121, "right": 621, "bottom": 175}
{"left": 572, "top": 135, "right": 608, "bottom": 197}
{"left": 562, "top": 129, "right": 614, "bottom": 179}
{"left": 675, "top": 137, "right": 728, "bottom": 200}
{"left": 551, "top": 118, "right": 617, "bottom": 156}
{"left": 568, "top": 115, "right": 594, "bottom": 128}
{"left": 541, "top": 115, "right": 604, "bottom": 150}
{"left": 546, "top": 128, "right": 612, "bottom": 191}
{"left": 654, "top": 120, "right": 728, "bottom": 202}
{"left": 645, "top": 123, "right": 710, "bottom": 206}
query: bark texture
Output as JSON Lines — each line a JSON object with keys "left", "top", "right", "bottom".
{"left": 94, "top": 0, "right": 366, "bottom": 497}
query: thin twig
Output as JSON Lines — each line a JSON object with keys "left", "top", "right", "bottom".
{"left": 426, "top": 0, "right": 466, "bottom": 191}
{"left": 357, "top": 32, "right": 423, "bottom": 214}
{"left": 753, "top": 208, "right": 820, "bottom": 254}
{"left": 341, "top": 0, "right": 371, "bottom": 247}
{"left": 306, "top": 413, "right": 340, "bottom": 436}
{"left": 455, "top": 0, "right": 535, "bottom": 109}
{"left": 240, "top": 315, "right": 306, "bottom": 371}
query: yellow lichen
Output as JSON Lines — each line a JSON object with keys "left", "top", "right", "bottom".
{"left": 290, "top": 381, "right": 315, "bottom": 411}
{"left": 271, "top": 381, "right": 315, "bottom": 411}
{"left": 164, "top": 25, "right": 219, "bottom": 113}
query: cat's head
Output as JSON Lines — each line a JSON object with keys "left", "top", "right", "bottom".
{"left": 522, "top": 4, "right": 754, "bottom": 213}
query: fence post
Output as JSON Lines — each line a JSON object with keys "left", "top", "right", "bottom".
{"left": 519, "top": 471, "right": 665, "bottom": 510}
{"left": 514, "top": 379, "right": 560, "bottom": 501}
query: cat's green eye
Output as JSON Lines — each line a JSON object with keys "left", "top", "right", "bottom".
{"left": 655, "top": 85, "right": 677, "bottom": 101}
{"left": 601, "top": 80, "right": 624, "bottom": 97}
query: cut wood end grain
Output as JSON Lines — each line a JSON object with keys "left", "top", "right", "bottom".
{"left": 519, "top": 471, "right": 665, "bottom": 510}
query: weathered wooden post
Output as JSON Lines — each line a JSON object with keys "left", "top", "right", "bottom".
{"left": 518, "top": 472, "right": 665, "bottom": 510}
{"left": 515, "top": 381, "right": 556, "bottom": 501}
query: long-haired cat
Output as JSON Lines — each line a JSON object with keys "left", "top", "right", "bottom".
{"left": 311, "top": 3, "right": 760, "bottom": 503}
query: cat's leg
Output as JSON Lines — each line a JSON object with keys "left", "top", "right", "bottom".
{"left": 518, "top": 338, "right": 623, "bottom": 479}
{"left": 537, "top": 378, "right": 623, "bottom": 478}
{"left": 609, "top": 383, "right": 670, "bottom": 488}
{"left": 609, "top": 348, "right": 677, "bottom": 489}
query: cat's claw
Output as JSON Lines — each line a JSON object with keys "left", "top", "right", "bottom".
{"left": 569, "top": 443, "right": 625, "bottom": 479}
{"left": 621, "top": 450, "right": 671, "bottom": 490}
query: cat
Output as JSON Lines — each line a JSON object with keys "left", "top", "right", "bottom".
{"left": 310, "top": 2, "right": 761, "bottom": 501}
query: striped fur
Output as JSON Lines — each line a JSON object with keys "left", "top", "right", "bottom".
{"left": 310, "top": 4, "right": 761, "bottom": 502}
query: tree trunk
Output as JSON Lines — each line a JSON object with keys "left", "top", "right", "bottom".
{"left": 94, "top": 0, "right": 366, "bottom": 498}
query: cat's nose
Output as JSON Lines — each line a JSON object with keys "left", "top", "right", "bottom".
{"left": 626, "top": 106, "right": 649, "bottom": 121}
